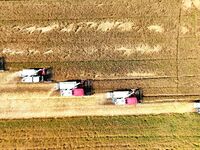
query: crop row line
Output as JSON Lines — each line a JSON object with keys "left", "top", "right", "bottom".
{"left": 0, "top": 36, "right": 176, "bottom": 41}
{"left": 0, "top": 134, "right": 190, "bottom": 140}
{"left": 5, "top": 58, "right": 198, "bottom": 63}
{"left": 0, "top": 1, "right": 180, "bottom": 6}
{"left": 0, "top": 126, "right": 157, "bottom": 133}
{"left": 0, "top": 126, "right": 158, "bottom": 132}
{"left": 0, "top": 15, "right": 182, "bottom": 22}
{"left": 1, "top": 134, "right": 200, "bottom": 141}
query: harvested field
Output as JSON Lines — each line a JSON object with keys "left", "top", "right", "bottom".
{"left": 1, "top": 71, "right": 200, "bottom": 101}
{"left": 0, "top": 0, "right": 200, "bottom": 99}
{"left": 0, "top": 72, "right": 196, "bottom": 119}
{"left": 0, "top": 113, "right": 199, "bottom": 149}
{"left": 0, "top": 99, "right": 195, "bottom": 119}
{"left": 0, "top": 1, "right": 200, "bottom": 149}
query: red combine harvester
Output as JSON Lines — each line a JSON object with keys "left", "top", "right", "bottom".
{"left": 57, "top": 80, "right": 94, "bottom": 96}
{"left": 106, "top": 88, "right": 143, "bottom": 105}
{"left": 19, "top": 68, "right": 52, "bottom": 83}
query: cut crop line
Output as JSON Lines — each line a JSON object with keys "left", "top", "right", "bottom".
{"left": 144, "top": 93, "right": 200, "bottom": 97}
{"left": 94, "top": 75, "right": 195, "bottom": 81}
{"left": 0, "top": 75, "right": 195, "bottom": 83}
{"left": 0, "top": 126, "right": 155, "bottom": 132}
{"left": 90, "top": 75, "right": 196, "bottom": 81}
{"left": 1, "top": 95, "right": 199, "bottom": 101}
{"left": 0, "top": 85, "right": 179, "bottom": 88}
{"left": 0, "top": 2, "right": 180, "bottom": 7}
{"left": 0, "top": 75, "right": 198, "bottom": 84}
{"left": 5, "top": 58, "right": 197, "bottom": 63}
{"left": 145, "top": 99, "right": 198, "bottom": 103}
{"left": 0, "top": 15, "right": 180, "bottom": 22}
{"left": 0, "top": 37, "right": 177, "bottom": 42}
{"left": 1, "top": 134, "right": 199, "bottom": 140}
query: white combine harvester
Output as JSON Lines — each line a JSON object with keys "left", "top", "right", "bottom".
{"left": 57, "top": 80, "right": 93, "bottom": 96}
{"left": 106, "top": 88, "right": 143, "bottom": 105}
{"left": 19, "top": 68, "right": 52, "bottom": 83}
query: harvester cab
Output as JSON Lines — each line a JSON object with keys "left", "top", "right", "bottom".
{"left": 57, "top": 80, "right": 94, "bottom": 96}
{"left": 20, "top": 68, "right": 52, "bottom": 83}
{"left": 106, "top": 88, "right": 143, "bottom": 105}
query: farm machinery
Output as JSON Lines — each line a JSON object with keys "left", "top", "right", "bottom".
{"left": 57, "top": 80, "right": 94, "bottom": 96}
{"left": 106, "top": 88, "right": 143, "bottom": 105}
{"left": 19, "top": 68, "right": 52, "bottom": 83}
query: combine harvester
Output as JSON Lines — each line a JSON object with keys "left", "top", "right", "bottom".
{"left": 57, "top": 80, "right": 94, "bottom": 96}
{"left": 19, "top": 68, "right": 52, "bottom": 83}
{"left": 106, "top": 88, "right": 143, "bottom": 105}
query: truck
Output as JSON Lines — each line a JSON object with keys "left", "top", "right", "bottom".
{"left": 106, "top": 88, "right": 143, "bottom": 105}
{"left": 57, "top": 80, "right": 94, "bottom": 96}
{"left": 0, "top": 57, "right": 5, "bottom": 71}
{"left": 19, "top": 68, "right": 52, "bottom": 83}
